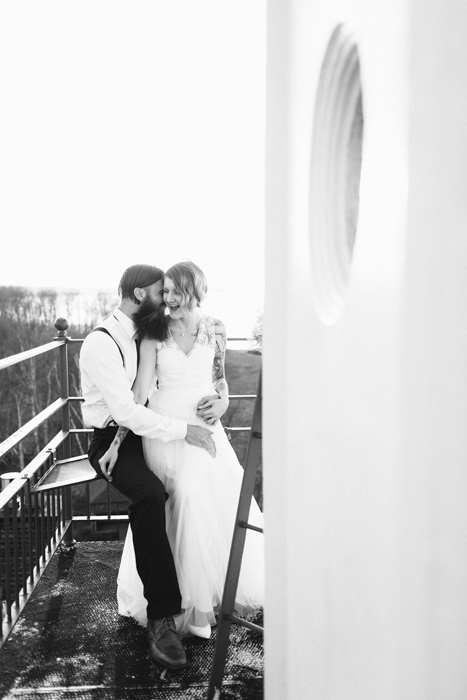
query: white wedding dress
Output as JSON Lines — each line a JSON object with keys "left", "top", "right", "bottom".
{"left": 117, "top": 314, "right": 264, "bottom": 637}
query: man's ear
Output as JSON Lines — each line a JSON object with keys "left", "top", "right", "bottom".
{"left": 134, "top": 287, "right": 146, "bottom": 303}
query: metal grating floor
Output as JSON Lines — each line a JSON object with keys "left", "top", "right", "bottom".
{"left": 0, "top": 542, "right": 263, "bottom": 699}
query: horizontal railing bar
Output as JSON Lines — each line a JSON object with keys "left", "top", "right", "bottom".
{"left": 224, "top": 612, "right": 264, "bottom": 635}
{"left": 54, "top": 336, "right": 254, "bottom": 347}
{"left": 0, "top": 476, "right": 28, "bottom": 504}
{"left": 0, "top": 340, "right": 64, "bottom": 371}
{"left": 0, "top": 392, "right": 254, "bottom": 460}
{"left": 0, "top": 336, "right": 254, "bottom": 369}
{"left": 0, "top": 397, "right": 254, "bottom": 466}
{"left": 239, "top": 520, "right": 264, "bottom": 534}
{"left": 0, "top": 431, "right": 68, "bottom": 509}
{"left": 72, "top": 515, "right": 129, "bottom": 522}
{"left": 69, "top": 426, "right": 251, "bottom": 436}
{"left": 22, "top": 430, "right": 69, "bottom": 479}
{"left": 0, "top": 398, "right": 66, "bottom": 461}
{"left": 229, "top": 395, "right": 257, "bottom": 400}
{"left": 69, "top": 395, "right": 255, "bottom": 405}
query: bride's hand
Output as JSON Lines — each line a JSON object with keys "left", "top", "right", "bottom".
{"left": 98, "top": 443, "right": 120, "bottom": 482}
{"left": 196, "top": 394, "right": 228, "bottom": 425}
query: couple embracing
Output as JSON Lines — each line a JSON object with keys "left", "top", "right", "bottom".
{"left": 79, "top": 261, "right": 264, "bottom": 671}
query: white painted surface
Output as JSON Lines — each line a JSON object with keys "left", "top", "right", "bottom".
{"left": 264, "top": 0, "right": 467, "bottom": 697}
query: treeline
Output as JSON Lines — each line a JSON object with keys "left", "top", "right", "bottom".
{"left": 0, "top": 286, "right": 117, "bottom": 474}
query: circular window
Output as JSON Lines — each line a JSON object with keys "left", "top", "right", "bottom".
{"left": 309, "top": 23, "right": 364, "bottom": 324}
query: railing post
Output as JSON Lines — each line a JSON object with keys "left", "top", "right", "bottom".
{"left": 54, "top": 318, "right": 75, "bottom": 547}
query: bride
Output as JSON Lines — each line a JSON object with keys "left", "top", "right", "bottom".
{"left": 104, "top": 260, "right": 263, "bottom": 639}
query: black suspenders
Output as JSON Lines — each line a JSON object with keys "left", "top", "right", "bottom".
{"left": 91, "top": 326, "right": 140, "bottom": 366}
{"left": 92, "top": 327, "right": 125, "bottom": 364}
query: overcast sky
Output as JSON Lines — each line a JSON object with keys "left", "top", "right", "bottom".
{"left": 0, "top": 1, "right": 265, "bottom": 334}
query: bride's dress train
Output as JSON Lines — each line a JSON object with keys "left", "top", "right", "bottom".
{"left": 117, "top": 314, "right": 264, "bottom": 637}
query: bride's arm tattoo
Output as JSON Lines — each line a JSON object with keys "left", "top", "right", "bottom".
{"left": 212, "top": 318, "right": 229, "bottom": 396}
{"left": 215, "top": 378, "right": 228, "bottom": 395}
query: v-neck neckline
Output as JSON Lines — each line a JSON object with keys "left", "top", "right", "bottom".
{"left": 168, "top": 322, "right": 200, "bottom": 357}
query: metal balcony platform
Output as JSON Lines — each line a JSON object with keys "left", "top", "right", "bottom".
{"left": 0, "top": 541, "right": 263, "bottom": 699}
{"left": 30, "top": 455, "right": 98, "bottom": 493}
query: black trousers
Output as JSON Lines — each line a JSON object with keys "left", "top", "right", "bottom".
{"left": 88, "top": 427, "right": 182, "bottom": 620}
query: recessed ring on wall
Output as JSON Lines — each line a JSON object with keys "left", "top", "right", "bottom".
{"left": 309, "top": 23, "right": 364, "bottom": 324}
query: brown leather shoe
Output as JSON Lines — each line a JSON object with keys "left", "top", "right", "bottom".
{"left": 147, "top": 616, "right": 187, "bottom": 670}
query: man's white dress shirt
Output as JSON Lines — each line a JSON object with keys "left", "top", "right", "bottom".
{"left": 79, "top": 307, "right": 187, "bottom": 441}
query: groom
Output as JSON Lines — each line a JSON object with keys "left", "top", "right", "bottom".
{"left": 79, "top": 263, "right": 215, "bottom": 670}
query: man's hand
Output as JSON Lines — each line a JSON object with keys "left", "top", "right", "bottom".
{"left": 185, "top": 424, "right": 216, "bottom": 457}
{"left": 98, "top": 444, "right": 120, "bottom": 482}
{"left": 196, "top": 394, "right": 228, "bottom": 426}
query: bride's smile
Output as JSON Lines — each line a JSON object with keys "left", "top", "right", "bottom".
{"left": 164, "top": 276, "right": 198, "bottom": 328}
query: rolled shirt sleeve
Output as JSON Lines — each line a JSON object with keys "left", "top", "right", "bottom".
{"left": 80, "top": 331, "right": 187, "bottom": 441}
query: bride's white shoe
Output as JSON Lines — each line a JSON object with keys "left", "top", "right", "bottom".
{"left": 187, "top": 623, "right": 212, "bottom": 639}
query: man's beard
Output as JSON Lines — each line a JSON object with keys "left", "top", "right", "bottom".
{"left": 132, "top": 297, "right": 169, "bottom": 341}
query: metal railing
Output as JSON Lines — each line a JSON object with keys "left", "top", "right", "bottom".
{"left": 0, "top": 319, "right": 256, "bottom": 648}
